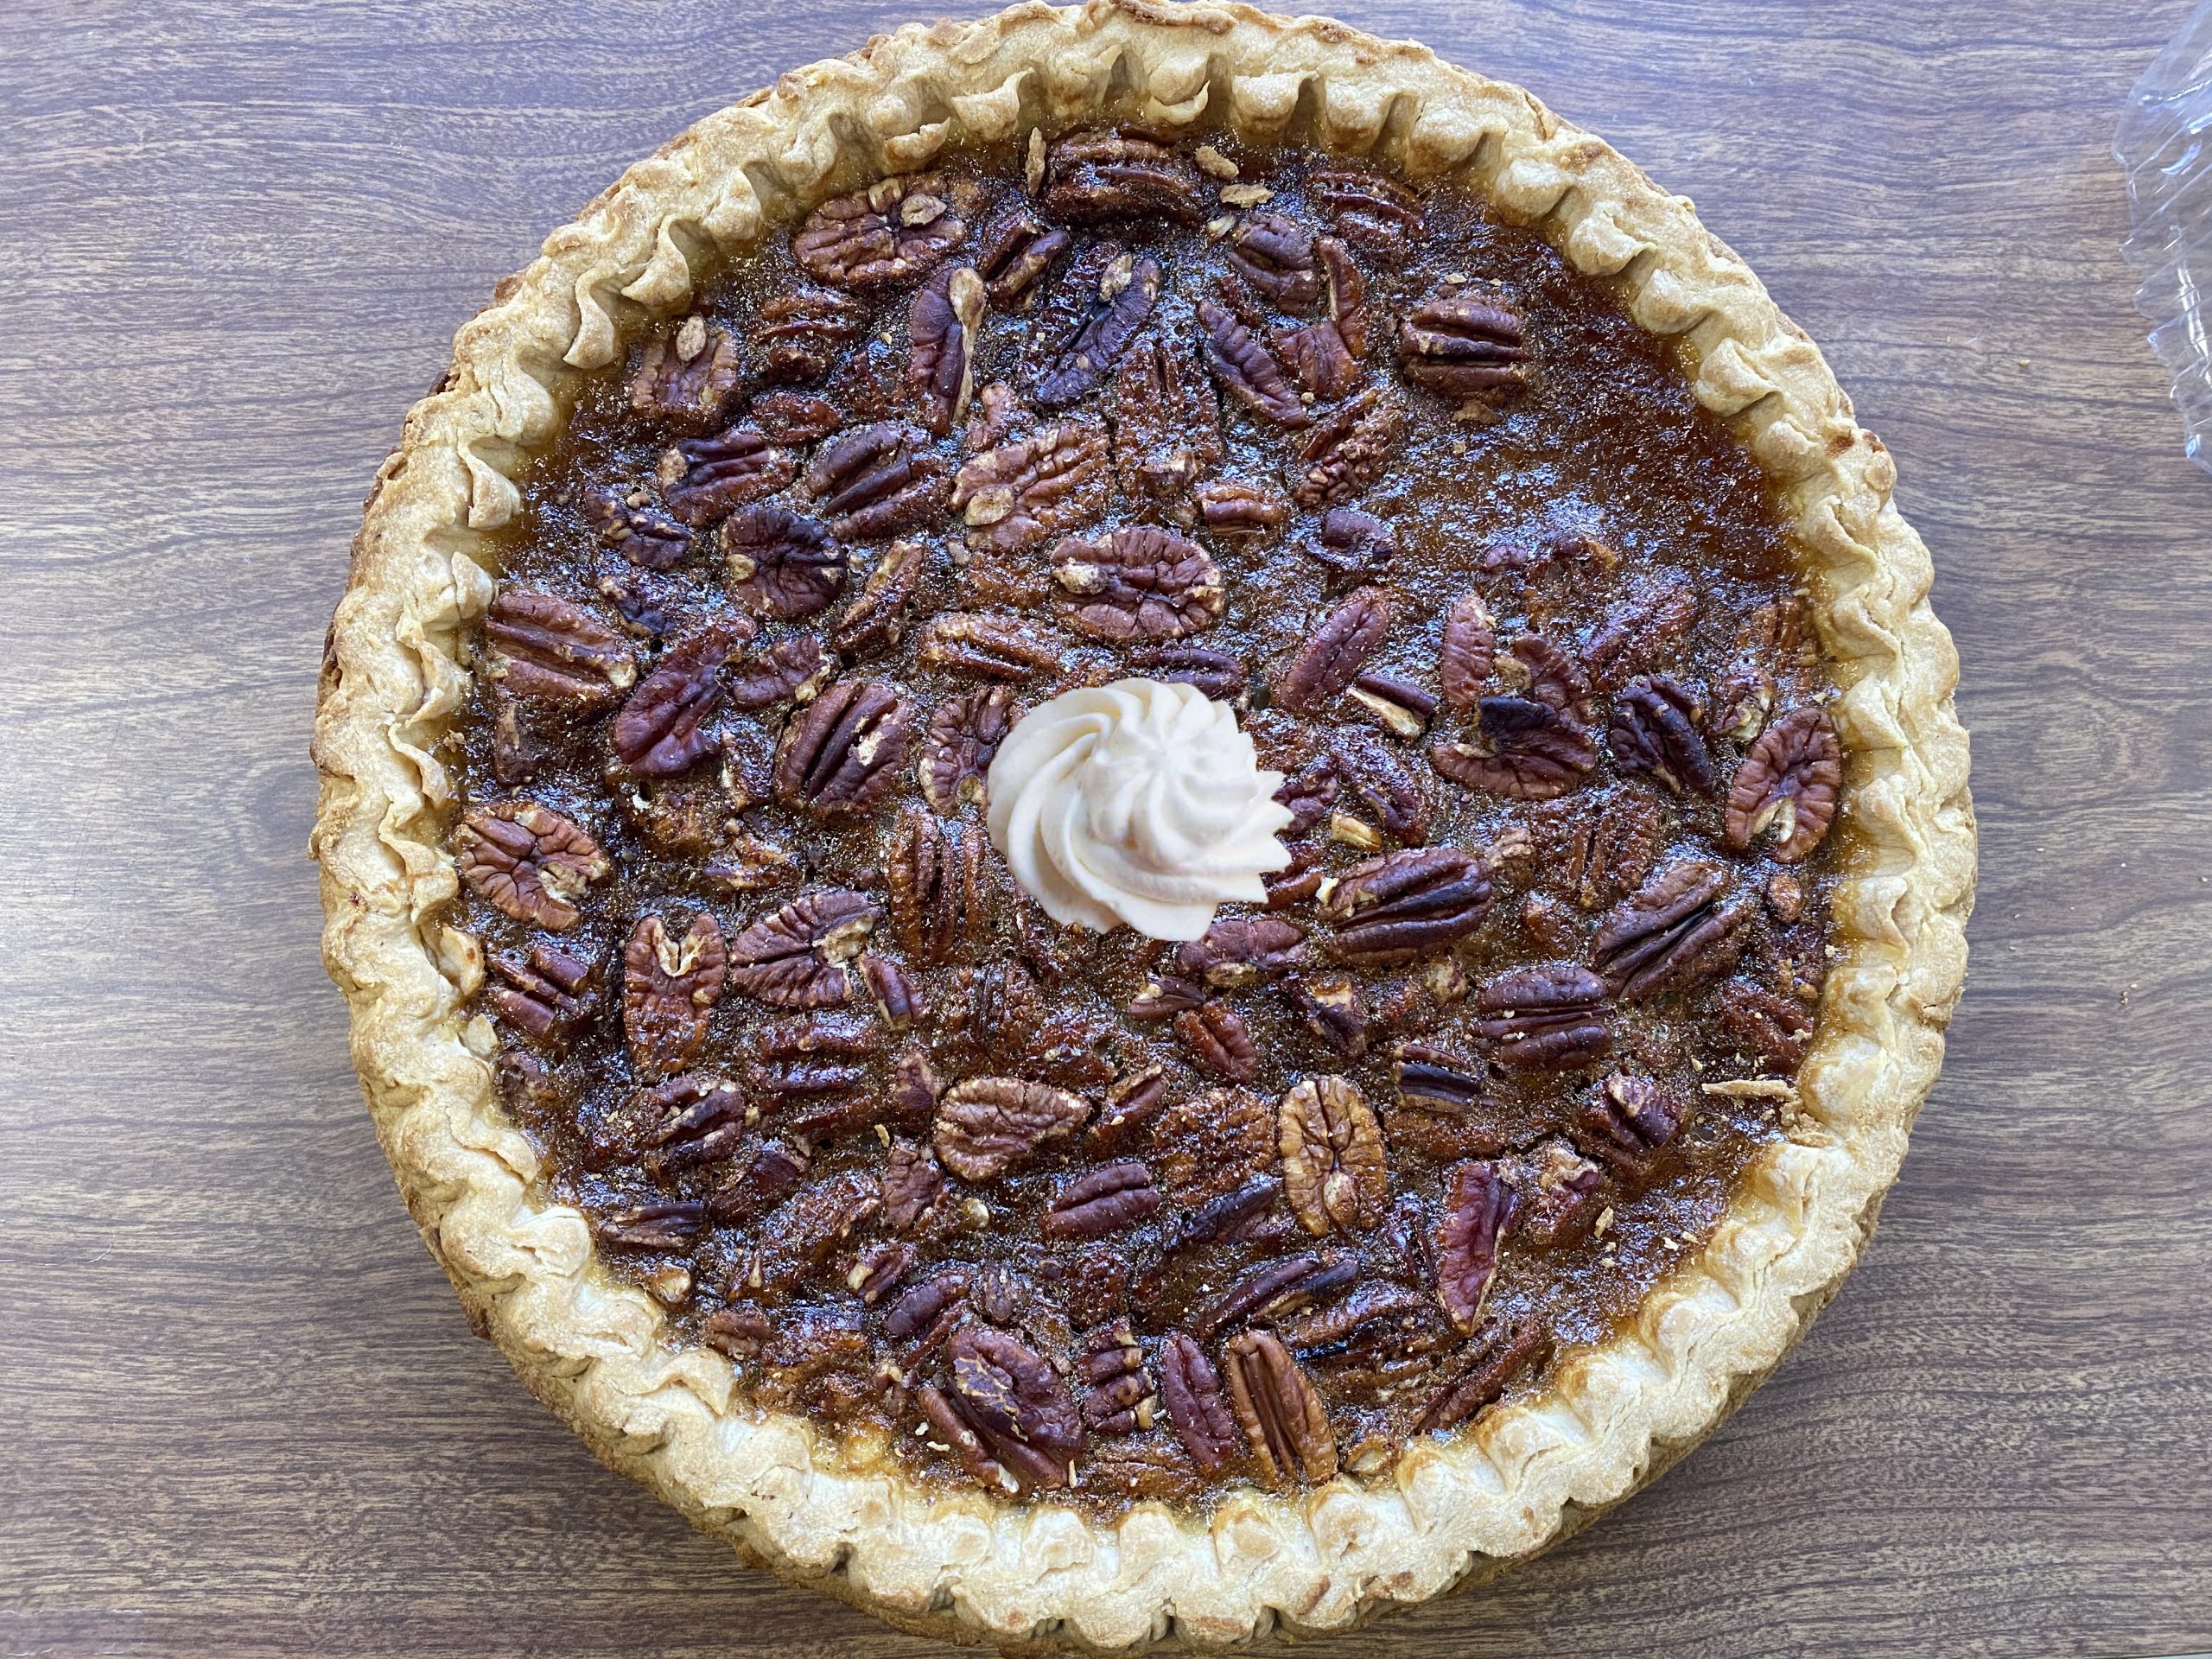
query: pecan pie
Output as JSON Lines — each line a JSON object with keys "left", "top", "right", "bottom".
{"left": 314, "top": 3, "right": 1974, "bottom": 1647}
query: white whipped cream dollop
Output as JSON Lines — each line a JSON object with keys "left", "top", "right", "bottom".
{"left": 985, "top": 677, "right": 1294, "bottom": 941}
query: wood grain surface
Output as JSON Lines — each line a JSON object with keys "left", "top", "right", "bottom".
{"left": 3, "top": 2, "right": 2208, "bottom": 1656}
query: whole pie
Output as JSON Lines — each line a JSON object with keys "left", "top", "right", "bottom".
{"left": 312, "top": 1, "right": 1974, "bottom": 1645}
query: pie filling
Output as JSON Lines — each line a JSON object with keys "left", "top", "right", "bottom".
{"left": 448, "top": 128, "right": 1842, "bottom": 1510}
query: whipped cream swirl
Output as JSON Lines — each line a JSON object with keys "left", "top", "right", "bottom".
{"left": 985, "top": 677, "right": 1294, "bottom": 941}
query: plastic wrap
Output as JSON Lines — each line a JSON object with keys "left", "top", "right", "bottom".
{"left": 2117, "top": 1, "right": 2212, "bottom": 476}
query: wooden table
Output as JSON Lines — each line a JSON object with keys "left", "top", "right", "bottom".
{"left": 3, "top": 2, "right": 2207, "bottom": 1655}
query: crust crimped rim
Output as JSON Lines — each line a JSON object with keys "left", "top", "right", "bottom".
{"left": 310, "top": 1, "right": 1975, "bottom": 1647}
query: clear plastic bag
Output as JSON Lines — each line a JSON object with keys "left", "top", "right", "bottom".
{"left": 2116, "top": 1, "right": 2212, "bottom": 477}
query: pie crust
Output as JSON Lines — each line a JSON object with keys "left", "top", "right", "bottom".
{"left": 310, "top": 1, "right": 1975, "bottom": 1646}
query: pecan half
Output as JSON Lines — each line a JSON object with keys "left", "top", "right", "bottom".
{"left": 486, "top": 942, "right": 599, "bottom": 1047}
{"left": 915, "top": 611, "right": 1061, "bottom": 680}
{"left": 1591, "top": 860, "right": 1751, "bottom": 1001}
{"left": 1414, "top": 1320, "right": 1549, "bottom": 1436}
{"left": 751, "top": 288, "right": 869, "bottom": 383}
{"left": 1112, "top": 335, "right": 1224, "bottom": 510}
{"left": 1173, "top": 916, "right": 1306, "bottom": 988}
{"left": 1274, "top": 587, "right": 1392, "bottom": 715}
{"left": 953, "top": 422, "right": 1110, "bottom": 553}
{"left": 861, "top": 951, "right": 925, "bottom": 1030}
{"left": 1090, "top": 1064, "right": 1170, "bottom": 1150}
{"left": 890, "top": 1044, "right": 947, "bottom": 1129}
{"left": 627, "top": 315, "right": 740, "bottom": 424}
{"left": 708, "top": 1136, "right": 810, "bottom": 1225}
{"left": 1724, "top": 705, "right": 1843, "bottom": 862}
{"left": 1043, "top": 1161, "right": 1162, "bottom": 1241}
{"left": 1304, "top": 507, "right": 1395, "bottom": 590}
{"left": 1438, "top": 592, "right": 1497, "bottom": 709}
{"left": 1131, "top": 643, "right": 1247, "bottom": 702}
{"left": 483, "top": 589, "right": 636, "bottom": 710}
{"left": 1319, "top": 847, "right": 1492, "bottom": 966}
{"left": 658, "top": 426, "right": 797, "bottom": 526}
{"left": 918, "top": 1382, "right": 1012, "bottom": 1491}
{"left": 622, "top": 912, "right": 728, "bottom": 1076}
{"left": 1392, "top": 1041, "right": 1489, "bottom": 1116}
{"left": 1290, "top": 384, "right": 1403, "bottom": 509}
{"left": 1518, "top": 1139, "right": 1605, "bottom": 1247}
{"left": 454, "top": 804, "right": 608, "bottom": 931}
{"left": 1152, "top": 1087, "right": 1275, "bottom": 1205}
{"left": 1611, "top": 675, "right": 1716, "bottom": 795}
{"left": 1278, "top": 1279, "right": 1432, "bottom": 1357}
{"left": 1399, "top": 288, "right": 1529, "bottom": 403}
{"left": 1580, "top": 1071, "right": 1688, "bottom": 1172}
{"left": 1223, "top": 1330, "right": 1337, "bottom": 1488}
{"left": 1346, "top": 671, "right": 1435, "bottom": 741}
{"left": 750, "top": 388, "right": 845, "bottom": 445}
{"left": 1077, "top": 1319, "right": 1159, "bottom": 1434}
{"left": 1198, "top": 298, "right": 1309, "bottom": 427}
{"left": 722, "top": 505, "right": 844, "bottom": 621}
{"left": 880, "top": 1138, "right": 947, "bottom": 1233}
{"left": 1033, "top": 251, "right": 1161, "bottom": 409}
{"left": 1332, "top": 728, "right": 1432, "bottom": 843}
{"left": 1586, "top": 575, "right": 1700, "bottom": 690}
{"left": 628, "top": 772, "right": 740, "bottom": 863}
{"left": 1041, "top": 130, "right": 1208, "bottom": 224}
{"left": 1311, "top": 167, "right": 1424, "bottom": 256}
{"left": 1718, "top": 978, "right": 1815, "bottom": 1071}
{"left": 792, "top": 172, "right": 974, "bottom": 289}
{"left": 887, "top": 807, "right": 988, "bottom": 965}
{"left": 1224, "top": 213, "right": 1319, "bottom": 308}
{"left": 1430, "top": 696, "right": 1599, "bottom": 799}
{"left": 1052, "top": 525, "right": 1224, "bottom": 641}
{"left": 1435, "top": 1160, "right": 1519, "bottom": 1332}
{"left": 909, "top": 264, "right": 986, "bottom": 435}
{"left": 725, "top": 633, "right": 830, "bottom": 711}
{"left": 918, "top": 686, "right": 1016, "bottom": 813}
{"left": 1471, "top": 963, "right": 1611, "bottom": 1071}
{"left": 594, "top": 1198, "right": 707, "bottom": 1252}
{"left": 932, "top": 1077, "right": 1091, "bottom": 1181}
{"left": 1710, "top": 661, "right": 1775, "bottom": 745}
{"left": 777, "top": 1169, "right": 881, "bottom": 1269}
{"left": 947, "top": 1322, "right": 1084, "bottom": 1489}
{"left": 629, "top": 1072, "right": 748, "bottom": 1178}
{"left": 975, "top": 207, "right": 1072, "bottom": 306}
{"left": 1273, "top": 756, "right": 1340, "bottom": 834}
{"left": 1159, "top": 1332, "right": 1241, "bottom": 1472}
{"left": 703, "top": 1301, "right": 773, "bottom": 1359}
{"left": 725, "top": 890, "right": 877, "bottom": 1010}
{"left": 830, "top": 538, "right": 928, "bottom": 656}
{"left": 592, "top": 570, "right": 683, "bottom": 644}
{"left": 849, "top": 1240, "right": 916, "bottom": 1304}
{"left": 611, "top": 623, "right": 741, "bottom": 777}
{"left": 1194, "top": 478, "right": 1290, "bottom": 540}
{"left": 1176, "top": 1000, "right": 1259, "bottom": 1084}
{"left": 802, "top": 422, "right": 948, "bottom": 541}
{"left": 585, "top": 489, "right": 690, "bottom": 571}
{"left": 1284, "top": 972, "right": 1369, "bottom": 1058}
{"left": 1265, "top": 845, "right": 1326, "bottom": 911}
{"left": 939, "top": 958, "right": 1043, "bottom": 1064}
{"left": 773, "top": 678, "right": 912, "bottom": 816}
{"left": 1279, "top": 1076, "right": 1388, "bottom": 1236}
{"left": 1530, "top": 794, "right": 1663, "bottom": 910}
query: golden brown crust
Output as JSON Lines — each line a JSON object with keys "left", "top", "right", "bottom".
{"left": 310, "top": 1, "right": 1974, "bottom": 1646}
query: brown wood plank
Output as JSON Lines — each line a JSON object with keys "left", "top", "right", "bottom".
{"left": 2, "top": 1, "right": 2207, "bottom": 1655}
